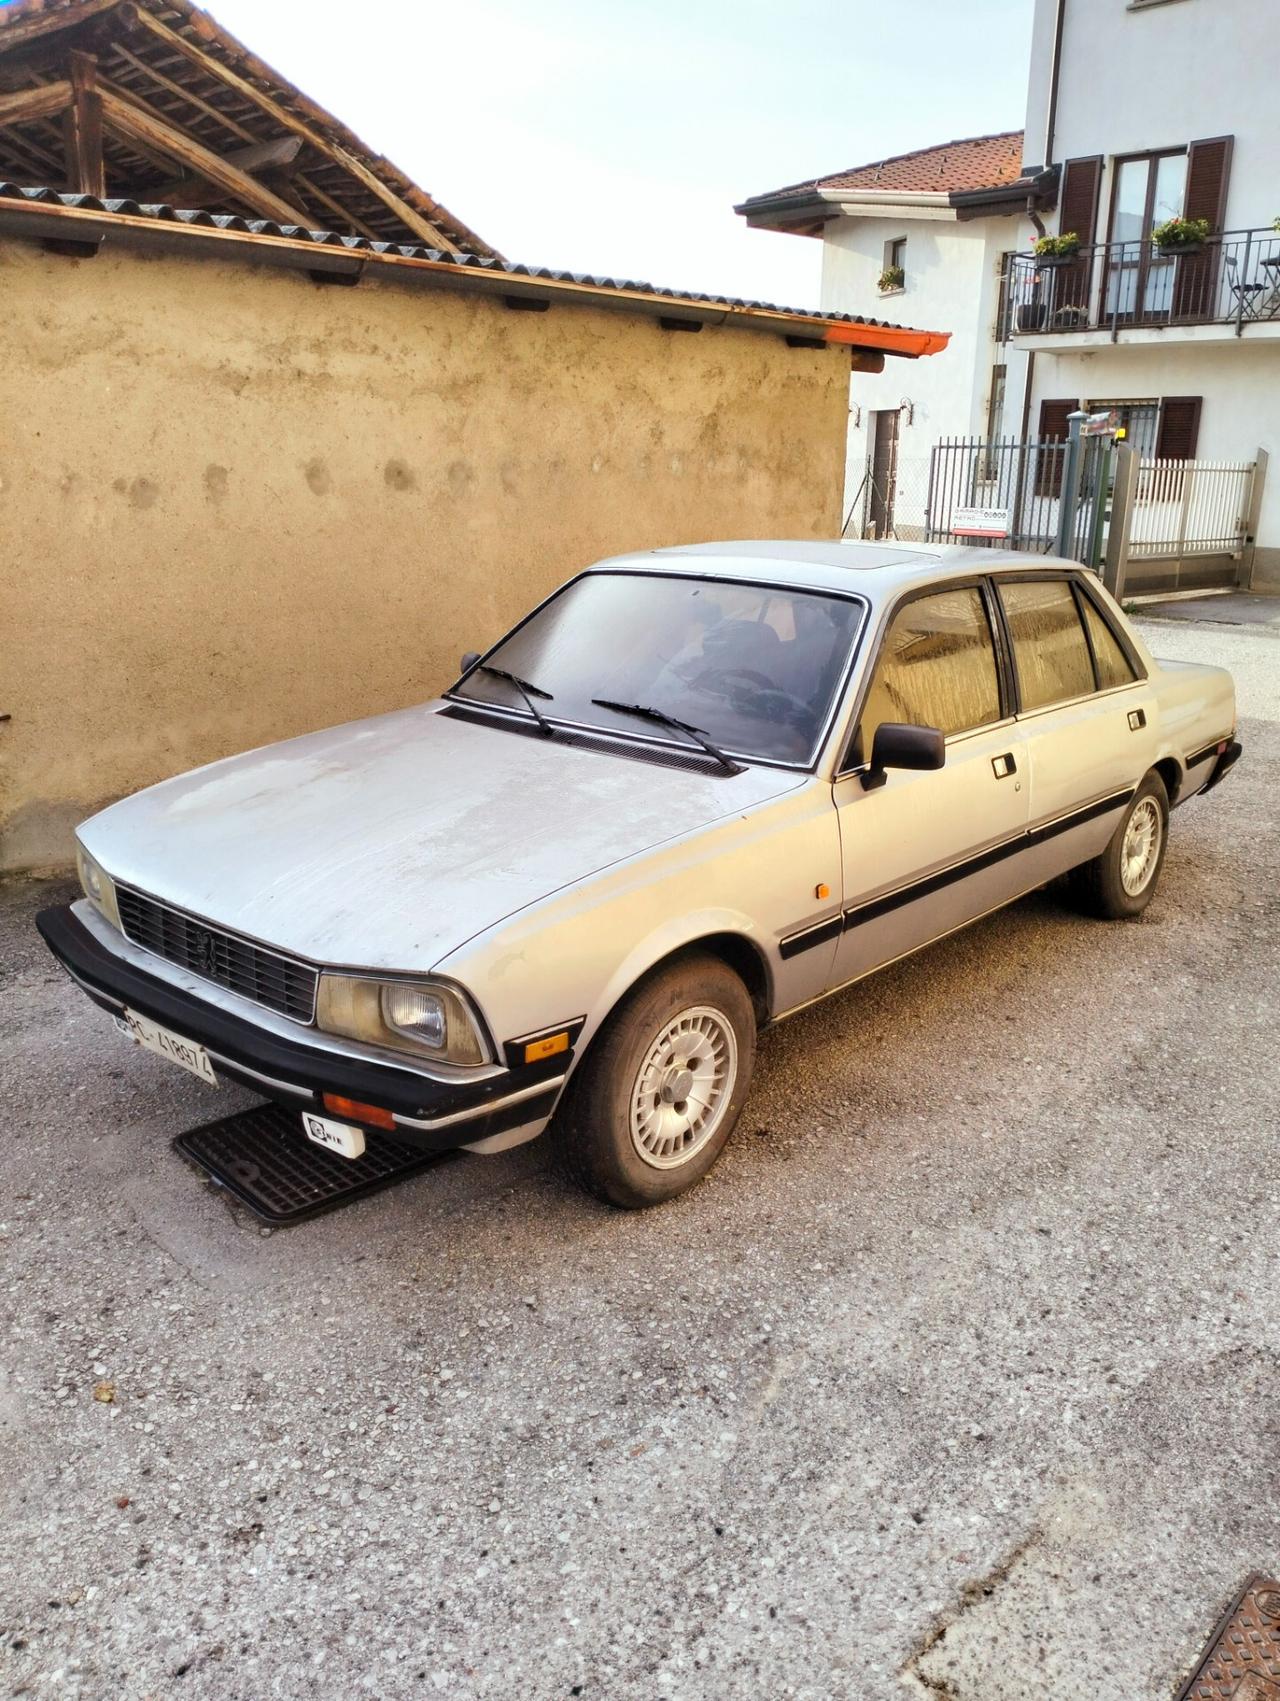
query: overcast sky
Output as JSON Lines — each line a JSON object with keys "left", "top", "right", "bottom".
{"left": 202, "top": 0, "right": 1033, "bottom": 308}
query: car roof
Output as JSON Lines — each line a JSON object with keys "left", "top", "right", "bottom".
{"left": 592, "top": 539, "right": 1080, "bottom": 604}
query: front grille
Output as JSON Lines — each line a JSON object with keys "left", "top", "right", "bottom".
{"left": 116, "top": 886, "right": 318, "bottom": 1024}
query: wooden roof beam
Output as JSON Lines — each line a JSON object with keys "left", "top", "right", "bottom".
{"left": 98, "top": 85, "right": 306, "bottom": 224}
{"left": 0, "top": 81, "right": 73, "bottom": 129}
{"left": 65, "top": 51, "right": 106, "bottom": 198}
{"left": 149, "top": 133, "right": 301, "bottom": 204}
{"left": 116, "top": 2, "right": 462, "bottom": 252}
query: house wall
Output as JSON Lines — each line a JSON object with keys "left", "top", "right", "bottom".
{"left": 1026, "top": 339, "right": 1280, "bottom": 584}
{"left": 820, "top": 213, "right": 1030, "bottom": 535}
{"left": 0, "top": 237, "right": 850, "bottom": 873}
{"left": 1018, "top": 0, "right": 1280, "bottom": 578}
{"left": 1026, "top": 0, "right": 1280, "bottom": 228}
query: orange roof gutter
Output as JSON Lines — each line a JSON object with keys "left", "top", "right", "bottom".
{"left": 0, "top": 192, "right": 952, "bottom": 358}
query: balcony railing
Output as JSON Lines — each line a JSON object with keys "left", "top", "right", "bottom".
{"left": 999, "top": 226, "right": 1280, "bottom": 340}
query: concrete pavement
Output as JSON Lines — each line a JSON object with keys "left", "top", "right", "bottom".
{"left": 1, "top": 613, "right": 1277, "bottom": 1701}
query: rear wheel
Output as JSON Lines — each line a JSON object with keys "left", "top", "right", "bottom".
{"left": 1068, "top": 771, "right": 1169, "bottom": 919}
{"left": 552, "top": 953, "right": 756, "bottom": 1208}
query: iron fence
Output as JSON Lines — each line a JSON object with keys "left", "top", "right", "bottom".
{"left": 1127, "top": 458, "right": 1255, "bottom": 559}
{"left": 999, "top": 226, "right": 1280, "bottom": 340}
{"left": 921, "top": 435, "right": 1112, "bottom": 565}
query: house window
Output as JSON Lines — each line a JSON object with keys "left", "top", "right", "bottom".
{"left": 880, "top": 236, "right": 907, "bottom": 291}
{"left": 1087, "top": 398, "right": 1160, "bottom": 459}
{"left": 982, "top": 365, "right": 1007, "bottom": 478}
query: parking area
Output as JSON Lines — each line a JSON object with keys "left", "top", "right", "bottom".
{"left": 2, "top": 613, "right": 1277, "bottom": 1701}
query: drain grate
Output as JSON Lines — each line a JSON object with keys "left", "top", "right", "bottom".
{"left": 174, "top": 1102, "right": 443, "bottom": 1225}
{"left": 1175, "top": 1574, "right": 1280, "bottom": 1700}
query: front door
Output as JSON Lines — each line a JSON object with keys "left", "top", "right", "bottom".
{"left": 869, "top": 410, "right": 900, "bottom": 539}
{"left": 829, "top": 583, "right": 1030, "bottom": 990}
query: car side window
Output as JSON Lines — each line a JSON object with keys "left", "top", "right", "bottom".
{"left": 1000, "top": 579, "right": 1095, "bottom": 711}
{"left": 1080, "top": 596, "right": 1138, "bottom": 690}
{"left": 857, "top": 586, "right": 1002, "bottom": 759}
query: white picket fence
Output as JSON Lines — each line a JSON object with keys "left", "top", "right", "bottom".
{"left": 1127, "top": 458, "right": 1256, "bottom": 560}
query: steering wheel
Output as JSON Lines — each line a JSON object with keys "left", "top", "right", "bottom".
{"left": 693, "top": 666, "right": 775, "bottom": 694}
{"left": 694, "top": 666, "right": 818, "bottom": 732}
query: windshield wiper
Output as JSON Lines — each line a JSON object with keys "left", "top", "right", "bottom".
{"left": 471, "top": 664, "right": 556, "bottom": 737}
{"left": 590, "top": 699, "right": 741, "bottom": 773}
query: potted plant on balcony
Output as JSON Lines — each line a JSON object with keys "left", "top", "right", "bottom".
{"left": 878, "top": 264, "right": 905, "bottom": 294}
{"left": 1033, "top": 231, "right": 1081, "bottom": 269}
{"left": 1152, "top": 215, "right": 1210, "bottom": 256}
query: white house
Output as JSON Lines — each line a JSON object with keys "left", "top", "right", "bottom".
{"left": 1007, "top": 0, "right": 1279, "bottom": 587}
{"left": 740, "top": 0, "right": 1279, "bottom": 589}
{"left": 737, "top": 132, "right": 1052, "bottom": 540}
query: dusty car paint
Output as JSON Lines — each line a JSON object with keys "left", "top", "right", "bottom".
{"left": 40, "top": 541, "right": 1238, "bottom": 1159}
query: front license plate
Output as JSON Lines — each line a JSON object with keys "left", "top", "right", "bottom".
{"left": 115, "top": 1009, "right": 218, "bottom": 1087}
{"left": 302, "top": 1113, "right": 366, "bottom": 1161}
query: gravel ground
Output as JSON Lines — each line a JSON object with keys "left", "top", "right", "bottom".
{"left": 1, "top": 615, "right": 1277, "bottom": 1701}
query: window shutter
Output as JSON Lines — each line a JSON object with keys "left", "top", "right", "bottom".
{"left": 1184, "top": 135, "right": 1234, "bottom": 230}
{"left": 1173, "top": 136, "right": 1233, "bottom": 320}
{"left": 1057, "top": 157, "right": 1103, "bottom": 246}
{"left": 1036, "top": 397, "right": 1077, "bottom": 496}
{"left": 1156, "top": 396, "right": 1202, "bottom": 460}
{"left": 1054, "top": 157, "right": 1102, "bottom": 311}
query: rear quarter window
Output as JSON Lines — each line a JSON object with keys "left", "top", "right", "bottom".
{"left": 1000, "top": 579, "right": 1094, "bottom": 711}
{"left": 1080, "top": 596, "right": 1138, "bottom": 689}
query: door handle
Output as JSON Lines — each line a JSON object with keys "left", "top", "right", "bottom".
{"left": 1128, "top": 708, "right": 1147, "bottom": 730}
{"left": 991, "top": 752, "right": 1018, "bottom": 779}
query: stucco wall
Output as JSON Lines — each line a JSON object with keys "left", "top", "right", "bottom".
{"left": 0, "top": 237, "right": 850, "bottom": 872}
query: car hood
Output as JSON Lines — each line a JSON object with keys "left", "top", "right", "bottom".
{"left": 80, "top": 703, "right": 804, "bottom": 970}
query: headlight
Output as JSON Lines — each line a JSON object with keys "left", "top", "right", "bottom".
{"left": 316, "top": 975, "right": 488, "bottom": 1066}
{"left": 76, "top": 842, "right": 121, "bottom": 932}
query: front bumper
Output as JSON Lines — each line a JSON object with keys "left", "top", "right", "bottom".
{"left": 36, "top": 905, "right": 567, "bottom": 1152}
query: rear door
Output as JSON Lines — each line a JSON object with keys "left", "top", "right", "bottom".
{"left": 827, "top": 581, "right": 1030, "bottom": 990}
{"left": 994, "top": 573, "right": 1156, "bottom": 885}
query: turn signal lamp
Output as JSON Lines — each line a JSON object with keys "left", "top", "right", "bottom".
{"left": 322, "top": 1093, "right": 396, "bottom": 1131}
{"left": 524, "top": 1031, "right": 570, "bottom": 1065}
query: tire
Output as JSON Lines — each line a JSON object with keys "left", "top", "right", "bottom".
{"left": 552, "top": 953, "right": 756, "bottom": 1209}
{"left": 1068, "top": 771, "right": 1169, "bottom": 919}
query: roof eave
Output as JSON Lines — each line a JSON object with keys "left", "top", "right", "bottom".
{"left": 0, "top": 191, "right": 952, "bottom": 360}
{"left": 948, "top": 165, "right": 1060, "bottom": 222}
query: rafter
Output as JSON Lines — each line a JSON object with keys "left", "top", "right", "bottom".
{"left": 0, "top": 81, "right": 73, "bottom": 128}
{"left": 116, "top": 2, "right": 460, "bottom": 251}
{"left": 149, "top": 134, "right": 300, "bottom": 204}
{"left": 98, "top": 85, "right": 306, "bottom": 224}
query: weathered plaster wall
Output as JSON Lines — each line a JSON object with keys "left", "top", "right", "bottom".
{"left": 0, "top": 239, "right": 849, "bottom": 871}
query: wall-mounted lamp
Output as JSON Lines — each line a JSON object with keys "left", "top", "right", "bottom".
{"left": 850, "top": 404, "right": 862, "bottom": 429}
{"left": 899, "top": 398, "right": 915, "bottom": 427}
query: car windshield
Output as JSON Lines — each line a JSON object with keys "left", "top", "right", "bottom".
{"left": 451, "top": 571, "right": 864, "bottom": 765}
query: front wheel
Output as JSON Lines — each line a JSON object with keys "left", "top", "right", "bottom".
{"left": 552, "top": 953, "right": 756, "bottom": 1208}
{"left": 1068, "top": 772, "right": 1169, "bottom": 919}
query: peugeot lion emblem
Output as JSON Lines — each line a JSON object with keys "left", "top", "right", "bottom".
{"left": 190, "top": 927, "right": 219, "bottom": 976}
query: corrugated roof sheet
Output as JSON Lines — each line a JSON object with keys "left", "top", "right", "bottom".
{"left": 0, "top": 180, "right": 951, "bottom": 353}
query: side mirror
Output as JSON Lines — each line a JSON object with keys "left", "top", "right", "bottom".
{"left": 459, "top": 650, "right": 481, "bottom": 674}
{"left": 861, "top": 722, "right": 945, "bottom": 791}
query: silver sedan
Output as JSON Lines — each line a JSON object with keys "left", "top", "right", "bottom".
{"left": 40, "top": 541, "right": 1241, "bottom": 1207}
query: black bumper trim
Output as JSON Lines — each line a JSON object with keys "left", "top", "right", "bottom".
{"left": 36, "top": 905, "right": 565, "bottom": 1149}
{"left": 1202, "top": 738, "right": 1242, "bottom": 794}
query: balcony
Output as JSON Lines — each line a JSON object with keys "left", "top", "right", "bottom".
{"left": 999, "top": 227, "right": 1280, "bottom": 344}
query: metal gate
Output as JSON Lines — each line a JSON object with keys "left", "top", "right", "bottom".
{"left": 922, "top": 434, "right": 1116, "bottom": 566}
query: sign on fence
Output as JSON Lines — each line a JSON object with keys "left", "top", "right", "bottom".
{"left": 952, "top": 505, "right": 1011, "bottom": 539}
